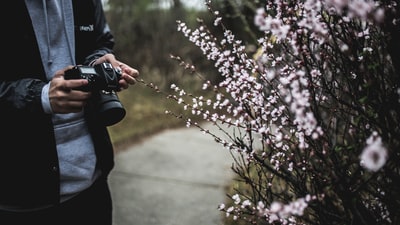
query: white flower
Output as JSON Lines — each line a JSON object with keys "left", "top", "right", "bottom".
{"left": 360, "top": 134, "right": 388, "bottom": 172}
{"left": 232, "top": 194, "right": 241, "bottom": 204}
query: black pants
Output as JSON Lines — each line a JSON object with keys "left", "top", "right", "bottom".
{"left": 0, "top": 178, "right": 112, "bottom": 225}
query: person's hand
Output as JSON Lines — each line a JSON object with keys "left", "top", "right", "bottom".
{"left": 92, "top": 54, "right": 139, "bottom": 90}
{"left": 49, "top": 66, "right": 92, "bottom": 113}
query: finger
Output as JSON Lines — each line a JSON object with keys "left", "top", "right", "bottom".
{"left": 130, "top": 68, "right": 140, "bottom": 78}
{"left": 64, "top": 79, "right": 89, "bottom": 90}
{"left": 118, "top": 79, "right": 130, "bottom": 89}
{"left": 68, "top": 90, "right": 92, "bottom": 100}
{"left": 121, "top": 74, "right": 137, "bottom": 85}
{"left": 123, "top": 66, "right": 139, "bottom": 78}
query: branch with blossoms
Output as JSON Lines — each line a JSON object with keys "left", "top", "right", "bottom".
{"left": 147, "top": 0, "right": 400, "bottom": 224}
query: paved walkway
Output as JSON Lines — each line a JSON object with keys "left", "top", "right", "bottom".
{"left": 109, "top": 123, "right": 235, "bottom": 225}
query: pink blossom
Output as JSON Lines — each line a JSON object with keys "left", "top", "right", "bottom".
{"left": 360, "top": 133, "right": 388, "bottom": 172}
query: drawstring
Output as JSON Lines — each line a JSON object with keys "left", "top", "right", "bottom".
{"left": 42, "top": 0, "right": 52, "bottom": 64}
{"left": 60, "top": 1, "right": 75, "bottom": 65}
{"left": 42, "top": 0, "right": 75, "bottom": 65}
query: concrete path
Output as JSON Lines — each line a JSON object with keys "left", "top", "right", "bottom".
{"left": 109, "top": 122, "right": 236, "bottom": 225}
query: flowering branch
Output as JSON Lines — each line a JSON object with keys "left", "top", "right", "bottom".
{"left": 156, "top": 0, "right": 400, "bottom": 224}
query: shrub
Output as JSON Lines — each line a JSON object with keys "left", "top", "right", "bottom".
{"left": 150, "top": 0, "right": 400, "bottom": 224}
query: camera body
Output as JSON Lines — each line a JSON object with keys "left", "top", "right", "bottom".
{"left": 64, "top": 62, "right": 126, "bottom": 126}
{"left": 65, "top": 62, "right": 121, "bottom": 92}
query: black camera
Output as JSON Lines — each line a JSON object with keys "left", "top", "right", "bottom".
{"left": 65, "top": 62, "right": 126, "bottom": 126}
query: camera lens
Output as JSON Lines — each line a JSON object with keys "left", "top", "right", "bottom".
{"left": 94, "top": 92, "right": 126, "bottom": 126}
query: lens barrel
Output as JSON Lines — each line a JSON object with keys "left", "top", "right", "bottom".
{"left": 94, "top": 92, "right": 126, "bottom": 126}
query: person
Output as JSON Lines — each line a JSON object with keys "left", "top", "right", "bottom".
{"left": 0, "top": 1, "right": 139, "bottom": 225}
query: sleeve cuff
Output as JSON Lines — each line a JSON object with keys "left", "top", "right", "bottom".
{"left": 41, "top": 82, "right": 53, "bottom": 114}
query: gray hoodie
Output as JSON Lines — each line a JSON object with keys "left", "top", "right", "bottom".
{"left": 25, "top": 0, "right": 99, "bottom": 202}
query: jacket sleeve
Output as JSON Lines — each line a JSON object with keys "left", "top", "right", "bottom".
{"left": 0, "top": 1, "right": 48, "bottom": 114}
{"left": 0, "top": 79, "right": 46, "bottom": 113}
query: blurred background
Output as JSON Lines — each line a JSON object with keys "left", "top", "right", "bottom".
{"left": 104, "top": 1, "right": 400, "bottom": 225}
{"left": 103, "top": 2, "right": 257, "bottom": 224}
{"left": 103, "top": 0, "right": 261, "bottom": 150}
